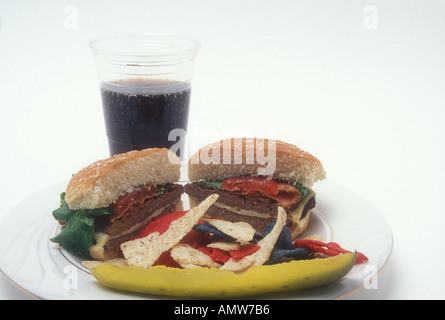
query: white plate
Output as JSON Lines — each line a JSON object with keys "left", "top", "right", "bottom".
{"left": 0, "top": 180, "right": 392, "bottom": 300}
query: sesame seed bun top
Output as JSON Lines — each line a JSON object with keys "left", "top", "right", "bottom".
{"left": 65, "top": 148, "right": 180, "bottom": 210}
{"left": 188, "top": 138, "right": 326, "bottom": 187}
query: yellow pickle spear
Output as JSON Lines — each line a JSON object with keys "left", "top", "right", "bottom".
{"left": 90, "top": 252, "right": 357, "bottom": 298}
{"left": 82, "top": 195, "right": 366, "bottom": 298}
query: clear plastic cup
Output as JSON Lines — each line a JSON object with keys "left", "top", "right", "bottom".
{"left": 89, "top": 34, "right": 200, "bottom": 157}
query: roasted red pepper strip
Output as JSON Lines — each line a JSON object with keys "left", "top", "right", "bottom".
{"left": 197, "top": 243, "right": 262, "bottom": 264}
{"left": 153, "top": 250, "right": 181, "bottom": 268}
{"left": 132, "top": 210, "right": 188, "bottom": 240}
{"left": 197, "top": 245, "right": 213, "bottom": 256}
{"left": 110, "top": 184, "right": 157, "bottom": 219}
{"left": 324, "top": 242, "right": 368, "bottom": 263}
{"left": 180, "top": 229, "right": 209, "bottom": 248}
{"left": 221, "top": 176, "right": 279, "bottom": 195}
{"left": 211, "top": 248, "right": 231, "bottom": 263}
{"left": 229, "top": 244, "right": 261, "bottom": 259}
{"left": 294, "top": 239, "right": 368, "bottom": 265}
{"left": 221, "top": 176, "right": 300, "bottom": 209}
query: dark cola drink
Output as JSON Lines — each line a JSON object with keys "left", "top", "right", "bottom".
{"left": 100, "top": 79, "right": 191, "bottom": 157}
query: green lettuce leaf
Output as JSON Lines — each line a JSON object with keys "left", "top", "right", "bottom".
{"left": 156, "top": 183, "right": 173, "bottom": 194}
{"left": 199, "top": 179, "right": 309, "bottom": 198}
{"left": 50, "top": 192, "right": 116, "bottom": 258}
{"left": 52, "top": 193, "right": 74, "bottom": 222}
{"left": 199, "top": 180, "right": 223, "bottom": 189}
{"left": 291, "top": 182, "right": 309, "bottom": 198}
{"left": 50, "top": 210, "right": 94, "bottom": 258}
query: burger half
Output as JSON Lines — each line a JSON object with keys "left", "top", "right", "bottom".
{"left": 184, "top": 138, "right": 326, "bottom": 239}
{"left": 51, "top": 148, "right": 184, "bottom": 260}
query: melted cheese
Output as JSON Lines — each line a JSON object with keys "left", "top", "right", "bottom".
{"left": 288, "top": 189, "right": 316, "bottom": 223}
{"left": 211, "top": 189, "right": 315, "bottom": 221}
{"left": 212, "top": 202, "right": 272, "bottom": 219}
{"left": 89, "top": 232, "right": 109, "bottom": 260}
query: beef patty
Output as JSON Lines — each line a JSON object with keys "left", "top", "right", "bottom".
{"left": 184, "top": 182, "right": 315, "bottom": 232}
{"left": 94, "top": 184, "right": 184, "bottom": 259}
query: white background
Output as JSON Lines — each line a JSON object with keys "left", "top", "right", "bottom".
{"left": 1, "top": 0, "right": 444, "bottom": 299}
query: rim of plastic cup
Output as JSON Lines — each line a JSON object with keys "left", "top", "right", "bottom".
{"left": 88, "top": 33, "right": 200, "bottom": 59}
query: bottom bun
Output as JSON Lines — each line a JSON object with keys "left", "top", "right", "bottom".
{"left": 188, "top": 196, "right": 311, "bottom": 239}
{"left": 286, "top": 210, "right": 310, "bottom": 239}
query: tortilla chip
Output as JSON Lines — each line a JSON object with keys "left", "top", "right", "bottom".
{"left": 82, "top": 258, "right": 128, "bottom": 269}
{"left": 219, "top": 207, "right": 286, "bottom": 273}
{"left": 121, "top": 194, "right": 218, "bottom": 268}
{"left": 218, "top": 255, "right": 255, "bottom": 273}
{"left": 251, "top": 207, "right": 287, "bottom": 266}
{"left": 171, "top": 243, "right": 222, "bottom": 268}
{"left": 203, "top": 219, "right": 255, "bottom": 243}
{"left": 207, "top": 242, "right": 241, "bottom": 251}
